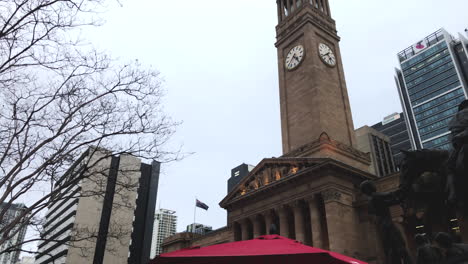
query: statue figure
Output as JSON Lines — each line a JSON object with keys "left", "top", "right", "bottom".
{"left": 360, "top": 180, "right": 413, "bottom": 264}
{"left": 434, "top": 232, "right": 468, "bottom": 264}
{"left": 414, "top": 234, "right": 442, "bottom": 264}
{"left": 397, "top": 148, "right": 450, "bottom": 217}
{"left": 447, "top": 100, "right": 468, "bottom": 206}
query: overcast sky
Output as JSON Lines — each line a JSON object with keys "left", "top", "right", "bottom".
{"left": 86, "top": 0, "right": 468, "bottom": 232}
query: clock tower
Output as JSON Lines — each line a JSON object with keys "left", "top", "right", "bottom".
{"left": 275, "top": 0, "right": 357, "bottom": 154}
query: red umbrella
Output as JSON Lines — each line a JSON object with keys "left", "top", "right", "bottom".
{"left": 151, "top": 235, "right": 367, "bottom": 264}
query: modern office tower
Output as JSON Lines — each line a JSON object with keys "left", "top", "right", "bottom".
{"left": 0, "top": 203, "right": 28, "bottom": 264}
{"left": 34, "top": 149, "right": 160, "bottom": 264}
{"left": 396, "top": 28, "right": 468, "bottom": 151}
{"left": 227, "top": 164, "right": 255, "bottom": 193}
{"left": 186, "top": 223, "right": 213, "bottom": 235}
{"left": 372, "top": 112, "right": 413, "bottom": 165}
{"left": 355, "top": 126, "right": 397, "bottom": 177}
{"left": 150, "top": 209, "right": 177, "bottom": 258}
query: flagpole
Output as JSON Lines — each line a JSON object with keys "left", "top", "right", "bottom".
{"left": 193, "top": 197, "right": 197, "bottom": 239}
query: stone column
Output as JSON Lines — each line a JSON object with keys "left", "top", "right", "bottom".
{"left": 292, "top": 0, "right": 297, "bottom": 12}
{"left": 324, "top": 0, "right": 331, "bottom": 15}
{"left": 241, "top": 219, "right": 249, "bottom": 241}
{"left": 313, "top": 0, "right": 318, "bottom": 8}
{"left": 322, "top": 189, "right": 356, "bottom": 255}
{"left": 307, "top": 197, "right": 323, "bottom": 248}
{"left": 278, "top": 205, "right": 290, "bottom": 238}
{"left": 292, "top": 201, "right": 305, "bottom": 243}
{"left": 277, "top": 0, "right": 283, "bottom": 22}
{"left": 285, "top": 0, "right": 291, "bottom": 16}
{"left": 264, "top": 211, "right": 274, "bottom": 235}
{"left": 252, "top": 216, "right": 262, "bottom": 238}
{"left": 233, "top": 221, "right": 241, "bottom": 241}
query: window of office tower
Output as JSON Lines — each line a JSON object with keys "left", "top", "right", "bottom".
{"left": 402, "top": 39, "right": 464, "bottom": 151}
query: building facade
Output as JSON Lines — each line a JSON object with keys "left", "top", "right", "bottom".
{"left": 150, "top": 209, "right": 177, "bottom": 258}
{"left": 227, "top": 164, "right": 255, "bottom": 193}
{"left": 355, "top": 126, "right": 397, "bottom": 177}
{"left": 34, "top": 149, "right": 160, "bottom": 264}
{"left": 0, "top": 204, "right": 28, "bottom": 264}
{"left": 186, "top": 223, "right": 212, "bottom": 235}
{"left": 396, "top": 29, "right": 468, "bottom": 151}
{"left": 371, "top": 112, "right": 412, "bottom": 166}
{"left": 162, "top": 4, "right": 468, "bottom": 264}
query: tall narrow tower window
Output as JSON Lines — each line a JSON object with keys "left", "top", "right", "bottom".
{"left": 296, "top": 0, "right": 302, "bottom": 8}
{"left": 283, "top": 0, "right": 289, "bottom": 17}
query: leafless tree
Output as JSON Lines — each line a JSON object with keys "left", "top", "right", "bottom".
{"left": 0, "top": 0, "right": 178, "bottom": 259}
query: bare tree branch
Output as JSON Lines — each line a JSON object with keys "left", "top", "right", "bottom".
{"left": 0, "top": 0, "right": 182, "bottom": 259}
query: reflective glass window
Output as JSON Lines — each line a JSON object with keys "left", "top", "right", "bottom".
{"left": 405, "top": 54, "right": 453, "bottom": 83}
{"left": 402, "top": 41, "right": 447, "bottom": 71}
{"left": 412, "top": 81, "right": 461, "bottom": 105}
{"left": 420, "top": 126, "right": 450, "bottom": 141}
{"left": 406, "top": 61, "right": 454, "bottom": 89}
{"left": 413, "top": 89, "right": 465, "bottom": 114}
{"left": 416, "top": 106, "right": 459, "bottom": 128}
{"left": 414, "top": 94, "right": 466, "bottom": 120}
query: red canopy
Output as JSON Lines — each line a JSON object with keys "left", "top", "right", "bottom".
{"left": 151, "top": 235, "right": 367, "bottom": 264}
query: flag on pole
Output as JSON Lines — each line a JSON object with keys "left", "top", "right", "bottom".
{"left": 196, "top": 199, "right": 209, "bottom": 210}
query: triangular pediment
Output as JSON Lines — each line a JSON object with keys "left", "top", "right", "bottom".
{"left": 220, "top": 157, "right": 324, "bottom": 207}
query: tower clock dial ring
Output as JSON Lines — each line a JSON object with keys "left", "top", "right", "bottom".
{"left": 318, "top": 43, "right": 336, "bottom": 67}
{"left": 285, "top": 45, "right": 305, "bottom": 71}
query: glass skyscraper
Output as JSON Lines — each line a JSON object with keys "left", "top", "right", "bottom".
{"left": 396, "top": 29, "right": 468, "bottom": 150}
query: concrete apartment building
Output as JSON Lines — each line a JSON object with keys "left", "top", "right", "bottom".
{"left": 396, "top": 28, "right": 468, "bottom": 150}
{"left": 150, "top": 209, "right": 177, "bottom": 258}
{"left": 34, "top": 149, "right": 160, "bottom": 264}
{"left": 0, "top": 203, "right": 28, "bottom": 264}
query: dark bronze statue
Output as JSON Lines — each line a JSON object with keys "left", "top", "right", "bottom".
{"left": 398, "top": 149, "right": 450, "bottom": 215}
{"left": 414, "top": 234, "right": 442, "bottom": 264}
{"left": 434, "top": 232, "right": 468, "bottom": 264}
{"left": 360, "top": 180, "right": 413, "bottom": 264}
{"left": 447, "top": 100, "right": 468, "bottom": 207}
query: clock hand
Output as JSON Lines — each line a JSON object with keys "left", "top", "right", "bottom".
{"left": 293, "top": 55, "right": 300, "bottom": 62}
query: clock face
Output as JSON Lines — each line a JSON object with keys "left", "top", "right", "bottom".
{"left": 285, "top": 45, "right": 305, "bottom": 70}
{"left": 318, "top": 43, "right": 336, "bottom": 67}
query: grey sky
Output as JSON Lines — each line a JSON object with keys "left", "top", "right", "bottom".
{"left": 86, "top": 0, "right": 468, "bottom": 232}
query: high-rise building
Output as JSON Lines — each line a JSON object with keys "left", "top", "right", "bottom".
{"left": 34, "top": 149, "right": 160, "bottom": 264}
{"left": 372, "top": 112, "right": 413, "bottom": 165}
{"left": 227, "top": 164, "right": 254, "bottom": 193}
{"left": 396, "top": 28, "right": 468, "bottom": 151}
{"left": 355, "top": 126, "right": 397, "bottom": 177}
{"left": 150, "top": 209, "right": 177, "bottom": 258}
{"left": 0, "top": 203, "right": 28, "bottom": 264}
{"left": 186, "top": 223, "right": 212, "bottom": 235}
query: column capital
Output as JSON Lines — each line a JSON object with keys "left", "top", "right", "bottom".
{"left": 289, "top": 200, "right": 303, "bottom": 209}
{"left": 321, "top": 189, "right": 343, "bottom": 203}
{"left": 304, "top": 195, "right": 317, "bottom": 203}
{"left": 276, "top": 204, "right": 289, "bottom": 213}
{"left": 239, "top": 218, "right": 250, "bottom": 225}
{"left": 248, "top": 214, "right": 261, "bottom": 222}
{"left": 262, "top": 209, "right": 275, "bottom": 218}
